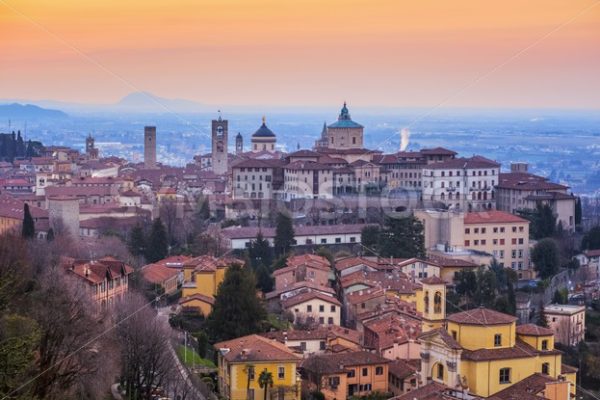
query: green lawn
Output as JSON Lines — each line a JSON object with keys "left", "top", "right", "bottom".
{"left": 176, "top": 345, "right": 216, "bottom": 368}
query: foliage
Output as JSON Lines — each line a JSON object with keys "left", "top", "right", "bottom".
{"left": 518, "top": 203, "right": 556, "bottom": 239}
{"left": 46, "top": 228, "right": 55, "bottom": 242}
{"left": 206, "top": 264, "right": 267, "bottom": 342}
{"left": 537, "top": 303, "right": 549, "bottom": 328}
{"left": 193, "top": 233, "right": 222, "bottom": 256}
{"left": 553, "top": 288, "right": 569, "bottom": 304}
{"left": 176, "top": 345, "right": 215, "bottom": 368}
{"left": 531, "top": 238, "right": 560, "bottom": 279}
{"left": 0, "top": 314, "right": 39, "bottom": 396}
{"left": 271, "top": 254, "right": 289, "bottom": 271}
{"left": 193, "top": 330, "right": 209, "bottom": 358}
{"left": 360, "top": 225, "right": 381, "bottom": 255}
{"left": 575, "top": 197, "right": 582, "bottom": 227}
{"left": 582, "top": 226, "right": 600, "bottom": 251}
{"left": 145, "top": 218, "right": 169, "bottom": 262}
{"left": 21, "top": 203, "right": 35, "bottom": 239}
{"left": 128, "top": 223, "right": 146, "bottom": 257}
{"left": 248, "top": 232, "right": 273, "bottom": 270}
{"left": 255, "top": 263, "right": 274, "bottom": 293}
{"left": 368, "top": 215, "right": 425, "bottom": 258}
{"left": 274, "top": 212, "right": 295, "bottom": 257}
{"left": 315, "top": 247, "right": 334, "bottom": 267}
{"left": 258, "top": 370, "right": 274, "bottom": 400}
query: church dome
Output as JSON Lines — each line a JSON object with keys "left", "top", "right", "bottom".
{"left": 252, "top": 117, "right": 276, "bottom": 138}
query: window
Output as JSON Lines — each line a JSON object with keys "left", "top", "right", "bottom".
{"left": 541, "top": 340, "right": 548, "bottom": 350}
{"left": 375, "top": 366, "right": 384, "bottom": 375}
{"left": 437, "top": 364, "right": 444, "bottom": 380}
{"left": 300, "top": 342, "right": 306, "bottom": 350}
{"left": 328, "top": 317, "right": 334, "bottom": 325}
{"left": 247, "top": 366, "right": 255, "bottom": 380}
{"left": 347, "top": 369, "right": 355, "bottom": 378}
{"left": 481, "top": 228, "right": 486, "bottom": 234}
{"left": 278, "top": 366, "right": 285, "bottom": 379}
{"left": 464, "top": 240, "right": 470, "bottom": 246}
{"left": 542, "top": 363, "right": 550, "bottom": 375}
{"left": 465, "top": 228, "right": 470, "bottom": 234}
{"left": 335, "top": 237, "right": 341, "bottom": 244}
{"left": 319, "top": 305, "right": 325, "bottom": 312}
{"left": 307, "top": 305, "right": 312, "bottom": 312}
{"left": 331, "top": 305, "right": 336, "bottom": 312}
{"left": 320, "top": 341, "right": 326, "bottom": 350}
{"left": 350, "top": 237, "right": 356, "bottom": 243}
{"left": 494, "top": 334, "right": 502, "bottom": 347}
{"left": 451, "top": 330, "right": 457, "bottom": 340}
{"left": 319, "top": 317, "right": 324, "bottom": 324}
{"left": 328, "top": 377, "right": 340, "bottom": 387}
{"left": 499, "top": 368, "right": 511, "bottom": 384}
{"left": 362, "top": 368, "right": 368, "bottom": 377}
{"left": 320, "top": 238, "right": 327, "bottom": 244}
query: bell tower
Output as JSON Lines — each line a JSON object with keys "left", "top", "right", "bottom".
{"left": 235, "top": 132, "right": 243, "bottom": 155}
{"left": 211, "top": 112, "right": 228, "bottom": 175}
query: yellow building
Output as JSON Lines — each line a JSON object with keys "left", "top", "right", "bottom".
{"left": 464, "top": 210, "right": 531, "bottom": 279}
{"left": 215, "top": 334, "right": 301, "bottom": 400}
{"left": 180, "top": 255, "right": 243, "bottom": 316}
{"left": 418, "top": 308, "right": 576, "bottom": 399}
{"left": 413, "top": 276, "right": 446, "bottom": 332}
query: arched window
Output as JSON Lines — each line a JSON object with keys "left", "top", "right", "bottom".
{"left": 424, "top": 291, "right": 430, "bottom": 313}
{"left": 436, "top": 363, "right": 444, "bottom": 380}
{"left": 434, "top": 291, "right": 442, "bottom": 314}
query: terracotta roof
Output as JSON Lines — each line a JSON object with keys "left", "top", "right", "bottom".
{"left": 179, "top": 293, "right": 215, "bottom": 306}
{"left": 388, "top": 359, "right": 417, "bottom": 380}
{"left": 335, "top": 256, "right": 380, "bottom": 272}
{"left": 183, "top": 255, "right": 244, "bottom": 272}
{"left": 420, "top": 147, "right": 457, "bottom": 156}
{"left": 561, "top": 364, "right": 578, "bottom": 374}
{"left": 447, "top": 307, "right": 517, "bottom": 326}
{"left": 584, "top": 249, "right": 600, "bottom": 257}
{"left": 263, "top": 325, "right": 360, "bottom": 344}
{"left": 142, "top": 263, "right": 180, "bottom": 284}
{"left": 420, "top": 276, "right": 446, "bottom": 285}
{"left": 265, "top": 281, "right": 336, "bottom": 300}
{"left": 346, "top": 288, "right": 386, "bottom": 305}
{"left": 214, "top": 334, "right": 301, "bottom": 363}
{"left": 461, "top": 338, "right": 560, "bottom": 362}
{"left": 426, "top": 255, "right": 479, "bottom": 268}
{"left": 516, "top": 324, "right": 554, "bottom": 337}
{"left": 419, "top": 328, "right": 462, "bottom": 350}
{"left": 281, "top": 291, "right": 341, "bottom": 308}
{"left": 464, "top": 210, "right": 528, "bottom": 225}
{"left": 424, "top": 155, "right": 500, "bottom": 170}
{"left": 64, "top": 257, "right": 134, "bottom": 285}
{"left": 392, "top": 382, "right": 449, "bottom": 400}
{"left": 221, "top": 224, "right": 370, "bottom": 240}
{"left": 496, "top": 172, "right": 568, "bottom": 191}
{"left": 364, "top": 314, "right": 421, "bottom": 350}
{"left": 301, "top": 351, "right": 389, "bottom": 374}
{"left": 490, "top": 373, "right": 557, "bottom": 400}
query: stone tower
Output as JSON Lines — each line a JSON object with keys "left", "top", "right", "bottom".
{"left": 211, "top": 115, "right": 228, "bottom": 175}
{"left": 144, "top": 126, "right": 157, "bottom": 169}
{"left": 235, "top": 132, "right": 243, "bottom": 155}
{"left": 85, "top": 134, "right": 99, "bottom": 159}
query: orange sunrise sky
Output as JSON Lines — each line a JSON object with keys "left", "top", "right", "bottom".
{"left": 1, "top": 0, "right": 599, "bottom": 109}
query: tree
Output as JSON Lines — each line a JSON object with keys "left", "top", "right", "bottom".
{"left": 473, "top": 268, "right": 498, "bottom": 308}
{"left": 255, "top": 263, "right": 274, "bottom": 293}
{"left": 575, "top": 197, "right": 582, "bottom": 227}
{"left": 537, "top": 303, "right": 549, "bottom": 328}
{"left": 129, "top": 223, "right": 146, "bottom": 257}
{"left": 454, "top": 270, "right": 477, "bottom": 304}
{"left": 0, "top": 314, "right": 39, "bottom": 397}
{"left": 531, "top": 238, "right": 560, "bottom": 279}
{"left": 258, "top": 369, "right": 274, "bottom": 400}
{"left": 553, "top": 288, "right": 569, "bottom": 304}
{"left": 117, "top": 294, "right": 176, "bottom": 400}
{"left": 193, "top": 233, "right": 222, "bottom": 256}
{"left": 378, "top": 215, "right": 425, "bottom": 258}
{"left": 206, "top": 264, "right": 267, "bottom": 342}
{"left": 21, "top": 203, "right": 35, "bottom": 239}
{"left": 582, "top": 226, "right": 600, "bottom": 250}
{"left": 46, "top": 228, "right": 55, "bottom": 242}
{"left": 360, "top": 225, "right": 381, "bottom": 255}
{"left": 520, "top": 203, "right": 556, "bottom": 239}
{"left": 249, "top": 232, "right": 273, "bottom": 270}
{"left": 193, "top": 330, "right": 209, "bottom": 358}
{"left": 146, "top": 218, "right": 169, "bottom": 263}
{"left": 274, "top": 212, "right": 294, "bottom": 257}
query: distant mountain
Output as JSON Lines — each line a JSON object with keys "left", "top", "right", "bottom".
{"left": 0, "top": 103, "right": 68, "bottom": 120}
{"left": 115, "top": 91, "right": 207, "bottom": 113}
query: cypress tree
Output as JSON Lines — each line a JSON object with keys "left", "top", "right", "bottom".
{"left": 21, "top": 204, "right": 35, "bottom": 239}
{"left": 274, "top": 212, "right": 294, "bottom": 257}
{"left": 145, "top": 218, "right": 168, "bottom": 263}
{"left": 129, "top": 224, "right": 146, "bottom": 257}
{"left": 206, "top": 264, "right": 267, "bottom": 342}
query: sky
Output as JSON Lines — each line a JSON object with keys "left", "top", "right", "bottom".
{"left": 1, "top": 0, "right": 599, "bottom": 109}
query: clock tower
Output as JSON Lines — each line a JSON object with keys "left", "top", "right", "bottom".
{"left": 211, "top": 113, "right": 228, "bottom": 175}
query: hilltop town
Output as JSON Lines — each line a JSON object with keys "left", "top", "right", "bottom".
{"left": 1, "top": 103, "right": 599, "bottom": 400}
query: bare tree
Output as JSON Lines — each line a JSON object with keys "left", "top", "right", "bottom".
{"left": 116, "top": 294, "right": 176, "bottom": 400}
{"left": 31, "top": 269, "right": 118, "bottom": 400}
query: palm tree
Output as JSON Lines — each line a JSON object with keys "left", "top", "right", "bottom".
{"left": 258, "top": 369, "right": 274, "bottom": 400}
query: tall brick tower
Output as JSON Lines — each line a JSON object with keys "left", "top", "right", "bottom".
{"left": 211, "top": 114, "right": 228, "bottom": 175}
{"left": 144, "top": 126, "right": 157, "bottom": 169}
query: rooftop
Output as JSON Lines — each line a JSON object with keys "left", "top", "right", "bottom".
{"left": 447, "top": 307, "right": 517, "bottom": 326}
{"left": 464, "top": 210, "right": 529, "bottom": 225}
{"left": 214, "top": 334, "right": 300, "bottom": 363}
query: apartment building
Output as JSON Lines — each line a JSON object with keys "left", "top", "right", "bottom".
{"left": 283, "top": 161, "right": 334, "bottom": 200}
{"left": 422, "top": 156, "right": 500, "bottom": 211}
{"left": 496, "top": 164, "right": 576, "bottom": 232}
{"left": 231, "top": 158, "right": 284, "bottom": 200}
{"left": 463, "top": 210, "right": 531, "bottom": 278}
{"left": 545, "top": 304, "right": 586, "bottom": 346}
